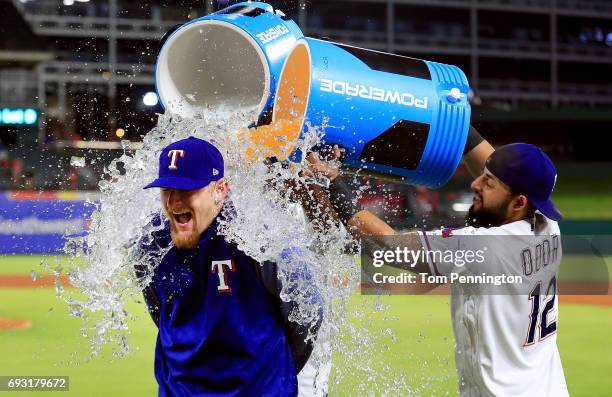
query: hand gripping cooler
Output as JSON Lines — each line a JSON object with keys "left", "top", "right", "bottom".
{"left": 155, "top": 2, "right": 303, "bottom": 120}
{"left": 273, "top": 38, "right": 471, "bottom": 188}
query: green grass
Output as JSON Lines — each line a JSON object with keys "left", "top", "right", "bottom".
{"left": 0, "top": 255, "right": 80, "bottom": 276}
{"left": 553, "top": 168, "right": 612, "bottom": 220}
{"left": 557, "top": 304, "right": 612, "bottom": 397}
{"left": 0, "top": 289, "right": 157, "bottom": 396}
{"left": 554, "top": 193, "right": 612, "bottom": 220}
{"left": 1, "top": 256, "right": 612, "bottom": 396}
{"left": 329, "top": 295, "right": 457, "bottom": 396}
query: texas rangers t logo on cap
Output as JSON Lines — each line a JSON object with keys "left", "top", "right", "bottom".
{"left": 144, "top": 137, "right": 224, "bottom": 191}
{"left": 168, "top": 149, "right": 185, "bottom": 170}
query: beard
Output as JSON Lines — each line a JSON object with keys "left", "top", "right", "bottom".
{"left": 169, "top": 217, "right": 200, "bottom": 249}
{"left": 465, "top": 198, "right": 511, "bottom": 228}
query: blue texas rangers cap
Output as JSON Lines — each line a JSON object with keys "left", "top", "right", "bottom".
{"left": 144, "top": 136, "right": 224, "bottom": 190}
{"left": 486, "top": 143, "right": 562, "bottom": 221}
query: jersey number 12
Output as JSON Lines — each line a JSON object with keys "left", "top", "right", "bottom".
{"left": 525, "top": 277, "right": 557, "bottom": 346}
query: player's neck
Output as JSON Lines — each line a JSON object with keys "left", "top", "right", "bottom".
{"left": 501, "top": 210, "right": 531, "bottom": 226}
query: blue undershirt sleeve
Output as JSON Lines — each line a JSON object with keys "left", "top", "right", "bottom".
{"left": 257, "top": 248, "right": 324, "bottom": 373}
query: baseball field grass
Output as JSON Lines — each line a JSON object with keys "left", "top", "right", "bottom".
{"left": 1, "top": 255, "right": 611, "bottom": 396}
{"left": 552, "top": 163, "right": 612, "bottom": 220}
{"left": 554, "top": 182, "right": 612, "bottom": 220}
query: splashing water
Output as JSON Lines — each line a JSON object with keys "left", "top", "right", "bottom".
{"left": 60, "top": 107, "right": 414, "bottom": 395}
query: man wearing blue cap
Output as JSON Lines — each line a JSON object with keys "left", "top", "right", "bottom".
{"left": 309, "top": 131, "right": 569, "bottom": 396}
{"left": 138, "top": 136, "right": 323, "bottom": 397}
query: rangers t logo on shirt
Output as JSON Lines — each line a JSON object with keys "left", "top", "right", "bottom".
{"left": 211, "top": 259, "right": 234, "bottom": 293}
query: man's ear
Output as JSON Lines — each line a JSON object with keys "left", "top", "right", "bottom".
{"left": 514, "top": 194, "right": 529, "bottom": 211}
{"left": 216, "top": 179, "right": 228, "bottom": 194}
{"left": 213, "top": 180, "right": 228, "bottom": 205}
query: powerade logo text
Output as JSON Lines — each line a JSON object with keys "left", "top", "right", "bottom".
{"left": 319, "top": 79, "right": 428, "bottom": 109}
{"left": 256, "top": 25, "right": 290, "bottom": 44}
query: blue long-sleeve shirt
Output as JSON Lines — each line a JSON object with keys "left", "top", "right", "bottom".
{"left": 135, "top": 215, "right": 323, "bottom": 397}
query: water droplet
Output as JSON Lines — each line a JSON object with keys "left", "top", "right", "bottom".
{"left": 55, "top": 280, "right": 64, "bottom": 294}
{"left": 70, "top": 156, "right": 86, "bottom": 168}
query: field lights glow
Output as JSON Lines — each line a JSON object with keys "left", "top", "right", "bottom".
{"left": 0, "top": 108, "right": 38, "bottom": 126}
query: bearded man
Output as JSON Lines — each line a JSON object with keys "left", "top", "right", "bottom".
{"left": 308, "top": 127, "right": 569, "bottom": 397}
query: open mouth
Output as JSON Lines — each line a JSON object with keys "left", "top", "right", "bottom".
{"left": 172, "top": 210, "right": 193, "bottom": 225}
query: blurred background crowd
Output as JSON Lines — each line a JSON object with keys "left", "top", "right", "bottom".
{"left": 1, "top": 0, "right": 611, "bottom": 227}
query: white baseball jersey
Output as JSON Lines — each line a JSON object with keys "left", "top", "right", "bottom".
{"left": 419, "top": 217, "right": 569, "bottom": 397}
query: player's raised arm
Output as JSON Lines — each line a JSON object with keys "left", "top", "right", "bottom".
{"left": 302, "top": 148, "right": 395, "bottom": 239}
{"left": 462, "top": 125, "right": 495, "bottom": 179}
{"left": 296, "top": 130, "right": 495, "bottom": 278}
{"left": 303, "top": 125, "right": 493, "bottom": 236}
{"left": 298, "top": 154, "right": 433, "bottom": 275}
{"left": 347, "top": 209, "right": 396, "bottom": 237}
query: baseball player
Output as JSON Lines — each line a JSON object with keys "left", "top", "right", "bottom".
{"left": 309, "top": 128, "right": 569, "bottom": 396}
{"left": 135, "top": 137, "right": 323, "bottom": 396}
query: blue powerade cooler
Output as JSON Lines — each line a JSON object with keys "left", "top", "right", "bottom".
{"left": 272, "top": 38, "right": 471, "bottom": 188}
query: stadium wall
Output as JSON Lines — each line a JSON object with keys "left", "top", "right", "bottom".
{"left": 0, "top": 191, "right": 97, "bottom": 254}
